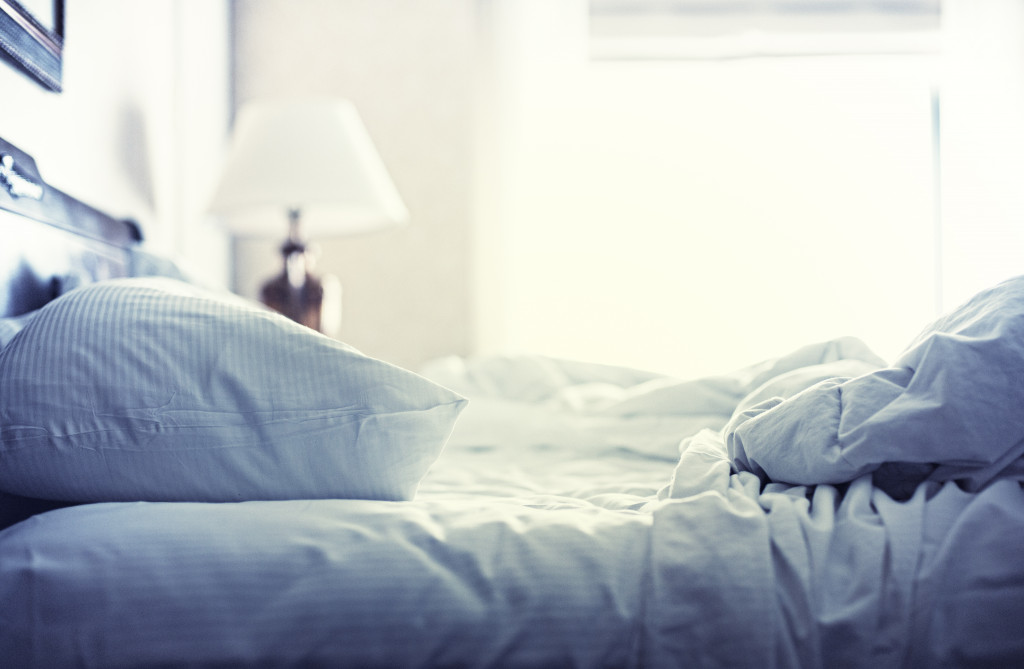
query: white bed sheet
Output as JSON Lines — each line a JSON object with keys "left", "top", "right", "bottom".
{"left": 3, "top": 334, "right": 1024, "bottom": 667}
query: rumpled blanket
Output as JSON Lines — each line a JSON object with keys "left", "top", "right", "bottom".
{"left": 726, "top": 275, "right": 1024, "bottom": 498}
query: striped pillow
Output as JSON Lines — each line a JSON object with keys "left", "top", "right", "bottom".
{"left": 0, "top": 312, "right": 35, "bottom": 349}
{"left": 0, "top": 278, "right": 465, "bottom": 503}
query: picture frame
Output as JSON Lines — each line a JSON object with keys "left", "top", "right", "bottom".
{"left": 0, "top": 0, "right": 63, "bottom": 92}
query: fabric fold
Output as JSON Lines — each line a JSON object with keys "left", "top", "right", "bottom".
{"left": 725, "top": 275, "right": 1024, "bottom": 495}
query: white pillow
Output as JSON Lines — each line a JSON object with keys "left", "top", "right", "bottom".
{"left": 0, "top": 311, "right": 35, "bottom": 349}
{"left": 0, "top": 278, "right": 466, "bottom": 503}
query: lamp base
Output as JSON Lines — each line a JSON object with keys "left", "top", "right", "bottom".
{"left": 257, "top": 211, "right": 342, "bottom": 336}
{"left": 259, "top": 238, "right": 325, "bottom": 332}
{"left": 260, "top": 268, "right": 325, "bottom": 332}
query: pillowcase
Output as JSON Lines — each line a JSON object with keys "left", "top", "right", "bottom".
{"left": 0, "top": 278, "right": 466, "bottom": 503}
{"left": 0, "top": 311, "right": 36, "bottom": 349}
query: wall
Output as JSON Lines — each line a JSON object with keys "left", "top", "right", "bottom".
{"left": 0, "top": 0, "right": 231, "bottom": 287}
{"left": 231, "top": 0, "right": 477, "bottom": 371}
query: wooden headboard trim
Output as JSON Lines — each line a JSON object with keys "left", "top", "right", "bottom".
{"left": 0, "top": 135, "right": 144, "bottom": 318}
{"left": 0, "top": 137, "right": 140, "bottom": 245}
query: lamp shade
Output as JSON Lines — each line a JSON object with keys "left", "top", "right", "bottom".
{"left": 208, "top": 99, "right": 409, "bottom": 238}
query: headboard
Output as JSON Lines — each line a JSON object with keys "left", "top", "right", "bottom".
{"left": 0, "top": 135, "right": 143, "bottom": 318}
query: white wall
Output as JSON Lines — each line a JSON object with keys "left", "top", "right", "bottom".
{"left": 1, "top": 0, "right": 231, "bottom": 287}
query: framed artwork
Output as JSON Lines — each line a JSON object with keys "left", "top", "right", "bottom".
{"left": 0, "top": 0, "right": 63, "bottom": 92}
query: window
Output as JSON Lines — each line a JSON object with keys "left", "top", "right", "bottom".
{"left": 589, "top": 0, "right": 941, "bottom": 59}
{"left": 477, "top": 0, "right": 941, "bottom": 376}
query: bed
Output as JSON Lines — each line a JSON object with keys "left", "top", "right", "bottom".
{"left": 1, "top": 133, "right": 1023, "bottom": 668}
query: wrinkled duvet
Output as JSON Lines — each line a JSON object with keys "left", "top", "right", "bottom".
{"left": 3, "top": 278, "right": 1024, "bottom": 667}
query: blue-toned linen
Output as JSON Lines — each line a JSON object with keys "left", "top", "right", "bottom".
{"left": 0, "top": 277, "right": 466, "bottom": 503}
{"left": 0, "top": 498, "right": 652, "bottom": 668}
{"left": 0, "top": 311, "right": 35, "bottom": 349}
{"left": 4, "top": 280, "right": 1024, "bottom": 668}
{"left": 726, "top": 274, "right": 1024, "bottom": 495}
{"left": 3, "top": 333, "right": 1023, "bottom": 668}
{"left": 659, "top": 427, "right": 1024, "bottom": 668}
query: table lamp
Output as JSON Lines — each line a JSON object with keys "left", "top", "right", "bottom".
{"left": 208, "top": 99, "right": 408, "bottom": 334}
